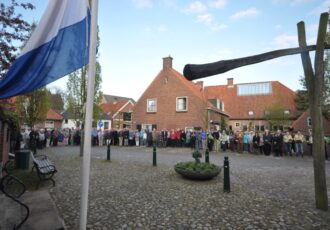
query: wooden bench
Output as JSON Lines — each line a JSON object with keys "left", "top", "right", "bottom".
{"left": 30, "top": 154, "right": 57, "bottom": 189}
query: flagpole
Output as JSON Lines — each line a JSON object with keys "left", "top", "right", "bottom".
{"left": 79, "top": 0, "right": 98, "bottom": 229}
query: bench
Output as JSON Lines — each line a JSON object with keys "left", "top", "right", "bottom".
{"left": 30, "top": 153, "right": 57, "bottom": 189}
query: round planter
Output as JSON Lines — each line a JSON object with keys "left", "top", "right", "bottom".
{"left": 174, "top": 161, "right": 222, "bottom": 180}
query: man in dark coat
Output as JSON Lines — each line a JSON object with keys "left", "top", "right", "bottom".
{"left": 263, "top": 129, "right": 272, "bottom": 156}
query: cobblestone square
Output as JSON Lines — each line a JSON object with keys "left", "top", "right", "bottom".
{"left": 39, "top": 146, "right": 330, "bottom": 229}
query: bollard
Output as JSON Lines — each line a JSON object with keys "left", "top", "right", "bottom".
{"left": 205, "top": 148, "right": 209, "bottom": 163}
{"left": 153, "top": 144, "right": 157, "bottom": 166}
{"left": 107, "top": 139, "right": 111, "bottom": 161}
{"left": 224, "top": 156, "right": 230, "bottom": 193}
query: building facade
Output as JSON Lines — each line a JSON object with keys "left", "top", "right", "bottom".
{"left": 204, "top": 78, "right": 298, "bottom": 132}
{"left": 100, "top": 99, "right": 135, "bottom": 129}
{"left": 133, "top": 57, "right": 228, "bottom": 131}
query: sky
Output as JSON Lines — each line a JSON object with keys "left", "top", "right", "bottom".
{"left": 11, "top": 0, "right": 330, "bottom": 101}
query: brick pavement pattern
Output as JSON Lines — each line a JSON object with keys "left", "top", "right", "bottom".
{"left": 40, "top": 146, "right": 330, "bottom": 229}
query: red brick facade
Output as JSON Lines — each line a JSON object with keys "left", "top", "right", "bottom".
{"left": 204, "top": 78, "right": 298, "bottom": 132}
{"left": 292, "top": 109, "right": 330, "bottom": 135}
{"left": 35, "top": 108, "right": 63, "bottom": 130}
{"left": 100, "top": 100, "right": 135, "bottom": 129}
{"left": 132, "top": 57, "right": 228, "bottom": 131}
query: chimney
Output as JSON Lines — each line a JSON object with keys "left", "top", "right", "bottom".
{"left": 195, "top": 81, "right": 203, "bottom": 90}
{"left": 163, "top": 56, "right": 173, "bottom": 70}
{"left": 227, "top": 78, "right": 234, "bottom": 88}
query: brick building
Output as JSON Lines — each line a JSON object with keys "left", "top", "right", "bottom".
{"left": 100, "top": 97, "right": 135, "bottom": 129}
{"left": 35, "top": 108, "right": 63, "bottom": 130}
{"left": 292, "top": 109, "right": 330, "bottom": 136}
{"left": 204, "top": 78, "right": 298, "bottom": 132}
{"left": 132, "top": 57, "right": 228, "bottom": 131}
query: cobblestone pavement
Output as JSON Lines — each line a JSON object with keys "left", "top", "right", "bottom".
{"left": 38, "top": 146, "right": 330, "bottom": 229}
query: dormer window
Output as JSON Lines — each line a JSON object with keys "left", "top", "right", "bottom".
{"left": 248, "top": 111, "right": 254, "bottom": 116}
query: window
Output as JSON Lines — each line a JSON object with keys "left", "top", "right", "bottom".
{"left": 147, "top": 99, "right": 157, "bottom": 112}
{"left": 176, "top": 96, "right": 188, "bottom": 112}
{"left": 307, "top": 117, "right": 312, "bottom": 127}
{"left": 237, "top": 82, "right": 272, "bottom": 96}
{"left": 123, "top": 112, "right": 132, "bottom": 121}
{"left": 264, "top": 110, "right": 270, "bottom": 116}
{"left": 45, "top": 121, "right": 54, "bottom": 129}
{"left": 104, "top": 122, "right": 109, "bottom": 130}
{"left": 235, "top": 123, "right": 240, "bottom": 127}
{"left": 65, "top": 119, "right": 68, "bottom": 124}
{"left": 284, "top": 110, "right": 290, "bottom": 115}
{"left": 248, "top": 111, "right": 254, "bottom": 116}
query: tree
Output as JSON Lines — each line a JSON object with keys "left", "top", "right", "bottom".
{"left": 47, "top": 88, "right": 64, "bottom": 113}
{"left": 296, "top": 75, "right": 330, "bottom": 119}
{"left": 298, "top": 13, "right": 328, "bottom": 210}
{"left": 294, "top": 15, "right": 330, "bottom": 119}
{"left": 0, "top": 0, "right": 35, "bottom": 78}
{"left": 65, "top": 62, "right": 102, "bottom": 127}
{"left": 15, "top": 88, "right": 49, "bottom": 128}
{"left": 294, "top": 88, "right": 309, "bottom": 112}
{"left": 65, "top": 31, "right": 103, "bottom": 156}
{"left": 264, "top": 101, "right": 291, "bottom": 131}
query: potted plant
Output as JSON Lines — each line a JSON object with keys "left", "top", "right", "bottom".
{"left": 174, "top": 150, "right": 221, "bottom": 180}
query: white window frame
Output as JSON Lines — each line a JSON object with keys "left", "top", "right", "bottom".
{"left": 176, "top": 96, "right": 188, "bottom": 112}
{"left": 307, "top": 117, "right": 312, "bottom": 127}
{"left": 147, "top": 98, "right": 157, "bottom": 112}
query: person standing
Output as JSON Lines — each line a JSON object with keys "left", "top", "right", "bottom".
{"left": 283, "top": 131, "right": 293, "bottom": 156}
{"left": 152, "top": 128, "right": 158, "bottom": 147}
{"left": 263, "top": 129, "right": 272, "bottom": 156}
{"left": 135, "top": 130, "right": 140, "bottom": 146}
{"left": 118, "top": 129, "right": 123, "bottom": 146}
{"left": 248, "top": 131, "right": 254, "bottom": 153}
{"left": 220, "top": 130, "right": 228, "bottom": 152}
{"left": 237, "top": 130, "right": 243, "bottom": 153}
{"left": 259, "top": 132, "right": 264, "bottom": 155}
{"left": 207, "top": 131, "right": 214, "bottom": 151}
{"left": 307, "top": 129, "right": 313, "bottom": 156}
{"left": 273, "top": 130, "right": 283, "bottom": 157}
{"left": 243, "top": 131, "right": 249, "bottom": 153}
{"left": 213, "top": 130, "right": 220, "bottom": 152}
{"left": 98, "top": 129, "right": 103, "bottom": 146}
{"left": 294, "top": 131, "right": 305, "bottom": 157}
{"left": 201, "top": 130, "right": 207, "bottom": 150}
{"left": 29, "top": 128, "right": 39, "bottom": 154}
{"left": 252, "top": 132, "right": 260, "bottom": 154}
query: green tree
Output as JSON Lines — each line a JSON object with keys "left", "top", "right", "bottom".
{"left": 264, "top": 102, "right": 291, "bottom": 131}
{"left": 15, "top": 88, "right": 49, "bottom": 128}
{"left": 0, "top": 0, "right": 35, "bottom": 78}
{"left": 47, "top": 88, "right": 64, "bottom": 113}
{"left": 65, "top": 62, "right": 102, "bottom": 127}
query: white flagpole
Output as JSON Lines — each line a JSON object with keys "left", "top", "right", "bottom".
{"left": 79, "top": 0, "right": 98, "bottom": 229}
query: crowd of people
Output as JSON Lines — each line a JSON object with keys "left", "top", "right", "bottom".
{"left": 15, "top": 127, "right": 329, "bottom": 160}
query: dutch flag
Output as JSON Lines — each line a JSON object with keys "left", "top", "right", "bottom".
{"left": 0, "top": 0, "right": 90, "bottom": 99}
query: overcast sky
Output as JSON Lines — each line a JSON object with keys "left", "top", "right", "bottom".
{"left": 11, "top": 0, "right": 330, "bottom": 100}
